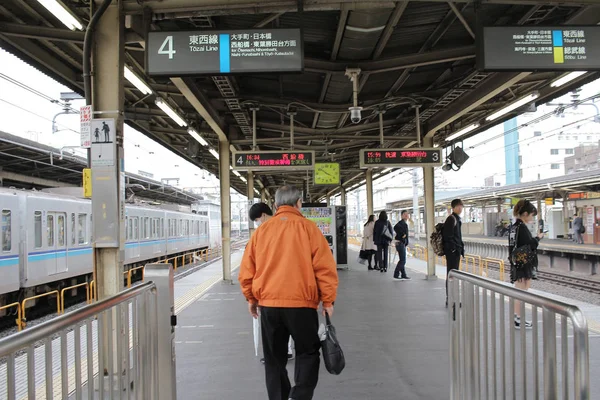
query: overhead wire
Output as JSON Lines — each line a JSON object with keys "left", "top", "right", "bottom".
{"left": 0, "top": 98, "right": 79, "bottom": 134}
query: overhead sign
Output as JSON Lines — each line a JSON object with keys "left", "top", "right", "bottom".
{"left": 90, "top": 118, "right": 116, "bottom": 167}
{"left": 232, "top": 150, "right": 315, "bottom": 171}
{"left": 478, "top": 26, "right": 600, "bottom": 71}
{"left": 147, "top": 29, "right": 303, "bottom": 76}
{"left": 80, "top": 105, "right": 93, "bottom": 148}
{"left": 359, "top": 148, "right": 442, "bottom": 168}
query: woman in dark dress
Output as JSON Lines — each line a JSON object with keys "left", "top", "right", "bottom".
{"left": 509, "top": 200, "right": 544, "bottom": 329}
{"left": 373, "top": 211, "right": 393, "bottom": 273}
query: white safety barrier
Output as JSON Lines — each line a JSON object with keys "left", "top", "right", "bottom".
{"left": 448, "top": 270, "right": 590, "bottom": 400}
{"left": 0, "top": 281, "right": 161, "bottom": 399}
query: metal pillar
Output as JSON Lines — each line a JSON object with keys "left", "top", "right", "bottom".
{"left": 219, "top": 140, "right": 232, "bottom": 283}
{"left": 261, "top": 188, "right": 266, "bottom": 203}
{"left": 247, "top": 172, "right": 254, "bottom": 237}
{"left": 91, "top": 0, "right": 126, "bottom": 386}
{"left": 423, "top": 136, "right": 436, "bottom": 279}
{"left": 366, "top": 169, "right": 374, "bottom": 217}
{"left": 326, "top": 197, "right": 331, "bottom": 206}
{"left": 340, "top": 186, "right": 346, "bottom": 206}
{"left": 412, "top": 168, "right": 420, "bottom": 239}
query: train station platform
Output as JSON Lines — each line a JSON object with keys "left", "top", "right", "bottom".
{"left": 171, "top": 246, "right": 600, "bottom": 399}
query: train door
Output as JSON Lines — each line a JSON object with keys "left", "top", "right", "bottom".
{"left": 46, "top": 212, "right": 67, "bottom": 275}
{"left": 595, "top": 207, "right": 600, "bottom": 245}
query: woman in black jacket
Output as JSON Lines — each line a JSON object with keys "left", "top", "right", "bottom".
{"left": 509, "top": 199, "right": 544, "bottom": 329}
{"left": 373, "top": 211, "right": 393, "bottom": 273}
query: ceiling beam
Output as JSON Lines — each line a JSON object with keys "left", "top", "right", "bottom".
{"left": 253, "top": 12, "right": 284, "bottom": 27}
{"left": 0, "top": 22, "right": 85, "bottom": 42}
{"left": 305, "top": 45, "right": 475, "bottom": 74}
{"left": 0, "top": 171, "right": 78, "bottom": 188}
{"left": 257, "top": 118, "right": 405, "bottom": 135}
{"left": 372, "top": 1, "right": 409, "bottom": 60}
{"left": 231, "top": 134, "right": 413, "bottom": 145}
{"left": 447, "top": 2, "right": 475, "bottom": 39}
{"left": 170, "top": 77, "right": 228, "bottom": 142}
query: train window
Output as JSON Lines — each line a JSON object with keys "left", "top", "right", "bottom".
{"left": 186, "top": 220, "right": 190, "bottom": 236}
{"left": 78, "top": 214, "right": 87, "bottom": 244}
{"left": 133, "top": 217, "right": 139, "bottom": 240}
{"left": 57, "top": 214, "right": 66, "bottom": 247}
{"left": 47, "top": 214, "right": 55, "bottom": 247}
{"left": 2, "top": 210, "right": 11, "bottom": 252}
{"left": 71, "top": 214, "right": 76, "bottom": 245}
{"left": 141, "top": 217, "right": 146, "bottom": 239}
{"left": 179, "top": 219, "right": 183, "bottom": 236}
{"left": 160, "top": 218, "right": 164, "bottom": 237}
{"left": 34, "top": 211, "right": 42, "bottom": 248}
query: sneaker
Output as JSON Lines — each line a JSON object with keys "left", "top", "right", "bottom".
{"left": 401, "top": 276, "right": 412, "bottom": 280}
{"left": 287, "top": 353, "right": 294, "bottom": 361}
{"left": 393, "top": 276, "right": 402, "bottom": 280}
{"left": 260, "top": 358, "right": 265, "bottom": 364}
{"left": 514, "top": 316, "right": 532, "bottom": 330}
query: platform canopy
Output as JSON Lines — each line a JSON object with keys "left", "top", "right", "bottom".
{"left": 1, "top": 0, "right": 599, "bottom": 199}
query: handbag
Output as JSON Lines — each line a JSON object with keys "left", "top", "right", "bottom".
{"left": 510, "top": 225, "right": 536, "bottom": 270}
{"left": 382, "top": 223, "right": 394, "bottom": 241}
{"left": 321, "top": 312, "right": 345, "bottom": 375}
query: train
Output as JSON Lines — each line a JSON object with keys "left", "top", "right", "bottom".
{"left": 0, "top": 187, "right": 219, "bottom": 314}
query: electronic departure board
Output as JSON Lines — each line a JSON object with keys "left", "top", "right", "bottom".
{"left": 478, "top": 26, "right": 600, "bottom": 71}
{"left": 232, "top": 150, "right": 315, "bottom": 171}
{"left": 147, "top": 29, "right": 303, "bottom": 75}
{"left": 359, "top": 148, "right": 442, "bottom": 168}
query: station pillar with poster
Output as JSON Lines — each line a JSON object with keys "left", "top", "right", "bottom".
{"left": 301, "top": 205, "right": 348, "bottom": 270}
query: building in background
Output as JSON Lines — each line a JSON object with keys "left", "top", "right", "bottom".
{"left": 565, "top": 142, "right": 600, "bottom": 174}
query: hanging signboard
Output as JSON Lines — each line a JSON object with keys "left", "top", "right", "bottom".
{"left": 359, "top": 148, "right": 442, "bottom": 168}
{"left": 478, "top": 26, "right": 600, "bottom": 71}
{"left": 90, "top": 118, "right": 116, "bottom": 167}
{"left": 232, "top": 150, "right": 315, "bottom": 171}
{"left": 80, "top": 105, "right": 93, "bottom": 148}
{"left": 147, "top": 29, "right": 303, "bottom": 76}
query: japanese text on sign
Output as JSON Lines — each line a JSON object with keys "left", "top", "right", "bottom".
{"left": 359, "top": 148, "right": 442, "bottom": 168}
{"left": 232, "top": 151, "right": 315, "bottom": 171}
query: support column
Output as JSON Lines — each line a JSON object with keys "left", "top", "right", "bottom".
{"left": 219, "top": 140, "right": 232, "bottom": 283}
{"left": 340, "top": 186, "right": 346, "bottom": 206}
{"left": 423, "top": 136, "right": 436, "bottom": 279}
{"left": 92, "top": 1, "right": 125, "bottom": 300}
{"left": 366, "top": 169, "right": 374, "bottom": 217}
{"left": 261, "top": 188, "right": 266, "bottom": 203}
{"left": 537, "top": 199, "right": 543, "bottom": 231}
{"left": 326, "top": 197, "right": 331, "bottom": 206}
{"left": 247, "top": 171, "right": 254, "bottom": 237}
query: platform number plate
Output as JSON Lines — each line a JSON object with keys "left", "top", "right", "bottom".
{"left": 158, "top": 36, "right": 176, "bottom": 59}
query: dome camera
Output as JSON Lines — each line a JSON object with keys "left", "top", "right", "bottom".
{"left": 349, "top": 106, "right": 363, "bottom": 124}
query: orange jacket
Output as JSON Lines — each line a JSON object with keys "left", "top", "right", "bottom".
{"left": 239, "top": 206, "right": 338, "bottom": 309}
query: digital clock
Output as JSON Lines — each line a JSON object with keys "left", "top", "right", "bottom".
{"left": 359, "top": 148, "right": 442, "bottom": 168}
{"left": 314, "top": 163, "right": 340, "bottom": 185}
{"left": 232, "top": 150, "right": 315, "bottom": 171}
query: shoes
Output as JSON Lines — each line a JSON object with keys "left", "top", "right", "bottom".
{"left": 401, "top": 276, "right": 411, "bottom": 280}
{"left": 514, "top": 316, "right": 532, "bottom": 330}
{"left": 393, "top": 276, "right": 411, "bottom": 281}
{"left": 260, "top": 358, "right": 265, "bottom": 364}
{"left": 287, "top": 353, "right": 294, "bottom": 361}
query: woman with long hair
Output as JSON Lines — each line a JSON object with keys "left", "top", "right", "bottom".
{"left": 509, "top": 199, "right": 544, "bottom": 329}
{"left": 362, "top": 215, "right": 377, "bottom": 270}
{"left": 373, "top": 211, "right": 394, "bottom": 273}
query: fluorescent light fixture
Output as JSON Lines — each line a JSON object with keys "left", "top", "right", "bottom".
{"left": 37, "top": 0, "right": 83, "bottom": 30}
{"left": 254, "top": 189, "right": 260, "bottom": 195}
{"left": 446, "top": 123, "right": 480, "bottom": 142}
{"left": 382, "top": 168, "right": 392, "bottom": 174}
{"left": 188, "top": 128, "right": 209, "bottom": 146}
{"left": 155, "top": 98, "right": 187, "bottom": 127}
{"left": 124, "top": 66, "right": 152, "bottom": 95}
{"left": 209, "top": 148, "right": 219, "bottom": 160}
{"left": 233, "top": 170, "right": 241, "bottom": 177}
{"left": 239, "top": 176, "right": 247, "bottom": 183}
{"left": 486, "top": 92, "right": 539, "bottom": 122}
{"left": 551, "top": 71, "right": 587, "bottom": 88}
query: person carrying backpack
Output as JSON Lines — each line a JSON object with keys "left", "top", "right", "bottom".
{"left": 373, "top": 211, "right": 394, "bottom": 273}
{"left": 443, "top": 199, "right": 465, "bottom": 307}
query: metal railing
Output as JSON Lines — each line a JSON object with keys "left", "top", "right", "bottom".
{"left": 448, "top": 270, "right": 590, "bottom": 400}
{"left": 0, "top": 282, "right": 160, "bottom": 399}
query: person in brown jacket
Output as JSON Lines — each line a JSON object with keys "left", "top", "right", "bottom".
{"left": 239, "top": 185, "right": 339, "bottom": 400}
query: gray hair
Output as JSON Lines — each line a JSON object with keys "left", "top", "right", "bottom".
{"left": 275, "top": 185, "right": 302, "bottom": 207}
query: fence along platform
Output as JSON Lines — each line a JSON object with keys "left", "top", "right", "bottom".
{"left": 448, "top": 270, "right": 590, "bottom": 400}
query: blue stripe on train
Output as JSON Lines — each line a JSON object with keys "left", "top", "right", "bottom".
{"left": 0, "top": 256, "right": 19, "bottom": 268}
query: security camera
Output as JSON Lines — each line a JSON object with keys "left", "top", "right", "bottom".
{"left": 349, "top": 106, "right": 363, "bottom": 124}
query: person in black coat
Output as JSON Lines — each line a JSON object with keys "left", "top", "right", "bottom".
{"left": 392, "top": 210, "right": 411, "bottom": 280}
{"left": 509, "top": 199, "right": 544, "bottom": 330}
{"left": 373, "top": 211, "right": 393, "bottom": 273}
{"left": 443, "top": 199, "right": 465, "bottom": 306}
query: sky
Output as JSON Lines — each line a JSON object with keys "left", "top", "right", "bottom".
{"left": 1, "top": 47, "right": 599, "bottom": 207}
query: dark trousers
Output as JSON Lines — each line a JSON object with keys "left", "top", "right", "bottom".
{"left": 376, "top": 244, "right": 389, "bottom": 271}
{"left": 261, "top": 307, "right": 321, "bottom": 400}
{"left": 445, "top": 251, "right": 461, "bottom": 301}
{"left": 394, "top": 243, "right": 407, "bottom": 278}
{"left": 367, "top": 250, "right": 378, "bottom": 269}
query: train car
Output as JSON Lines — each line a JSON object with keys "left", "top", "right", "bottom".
{"left": 125, "top": 206, "right": 167, "bottom": 264}
{"left": 0, "top": 189, "right": 21, "bottom": 305}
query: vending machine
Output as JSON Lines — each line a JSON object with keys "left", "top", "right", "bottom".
{"left": 301, "top": 205, "right": 348, "bottom": 269}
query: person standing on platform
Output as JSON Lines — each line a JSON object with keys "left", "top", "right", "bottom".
{"left": 373, "top": 211, "right": 394, "bottom": 273}
{"left": 573, "top": 211, "right": 584, "bottom": 244}
{"left": 362, "top": 215, "right": 378, "bottom": 270}
{"left": 393, "top": 210, "right": 411, "bottom": 281}
{"left": 443, "top": 199, "right": 465, "bottom": 307}
{"left": 239, "top": 186, "right": 339, "bottom": 400}
{"left": 509, "top": 200, "right": 544, "bottom": 329}
{"left": 248, "top": 202, "right": 296, "bottom": 363}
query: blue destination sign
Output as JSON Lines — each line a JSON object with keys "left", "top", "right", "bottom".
{"left": 147, "top": 29, "right": 303, "bottom": 76}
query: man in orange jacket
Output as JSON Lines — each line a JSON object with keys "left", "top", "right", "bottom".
{"left": 239, "top": 185, "right": 338, "bottom": 400}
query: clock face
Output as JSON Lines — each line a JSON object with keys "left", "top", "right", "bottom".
{"left": 314, "top": 163, "right": 340, "bottom": 185}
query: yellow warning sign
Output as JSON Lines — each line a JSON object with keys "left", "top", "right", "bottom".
{"left": 83, "top": 168, "right": 92, "bottom": 198}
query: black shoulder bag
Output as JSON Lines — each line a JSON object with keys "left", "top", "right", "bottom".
{"left": 510, "top": 224, "right": 536, "bottom": 270}
{"left": 321, "top": 312, "right": 345, "bottom": 375}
